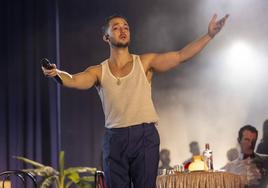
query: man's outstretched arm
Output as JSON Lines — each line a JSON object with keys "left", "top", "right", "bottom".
{"left": 42, "top": 64, "right": 101, "bottom": 90}
{"left": 141, "top": 14, "right": 229, "bottom": 72}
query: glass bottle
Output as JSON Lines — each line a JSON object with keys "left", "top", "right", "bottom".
{"left": 203, "top": 143, "right": 213, "bottom": 171}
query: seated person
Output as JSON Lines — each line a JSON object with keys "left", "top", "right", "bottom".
{"left": 222, "top": 125, "right": 268, "bottom": 188}
{"left": 158, "top": 149, "right": 173, "bottom": 173}
{"left": 183, "top": 141, "right": 201, "bottom": 170}
{"left": 226, "top": 147, "right": 239, "bottom": 162}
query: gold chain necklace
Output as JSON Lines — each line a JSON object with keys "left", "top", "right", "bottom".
{"left": 115, "top": 76, "right": 121, "bottom": 85}
{"left": 108, "top": 59, "right": 132, "bottom": 86}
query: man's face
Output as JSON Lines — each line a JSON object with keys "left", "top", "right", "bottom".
{"left": 106, "top": 17, "right": 130, "bottom": 48}
{"left": 239, "top": 130, "right": 257, "bottom": 155}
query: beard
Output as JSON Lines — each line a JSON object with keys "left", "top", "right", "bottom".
{"left": 110, "top": 40, "right": 129, "bottom": 48}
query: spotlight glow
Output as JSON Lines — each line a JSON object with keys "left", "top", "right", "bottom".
{"left": 224, "top": 40, "right": 260, "bottom": 80}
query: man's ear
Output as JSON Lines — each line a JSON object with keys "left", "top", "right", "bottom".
{"left": 103, "top": 34, "right": 109, "bottom": 42}
{"left": 237, "top": 137, "right": 241, "bottom": 143}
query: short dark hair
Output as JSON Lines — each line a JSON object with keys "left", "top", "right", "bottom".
{"left": 238, "top": 125, "right": 258, "bottom": 142}
{"left": 101, "top": 14, "right": 128, "bottom": 35}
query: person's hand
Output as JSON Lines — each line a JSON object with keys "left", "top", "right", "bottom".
{"left": 245, "top": 159, "right": 262, "bottom": 185}
{"left": 208, "top": 14, "right": 229, "bottom": 38}
{"left": 41, "top": 64, "right": 58, "bottom": 78}
{"left": 222, "top": 158, "right": 262, "bottom": 186}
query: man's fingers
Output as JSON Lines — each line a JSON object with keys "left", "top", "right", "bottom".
{"left": 218, "top": 18, "right": 226, "bottom": 26}
{"left": 219, "top": 14, "right": 229, "bottom": 26}
{"left": 208, "top": 13, "right": 228, "bottom": 38}
{"left": 42, "top": 67, "right": 56, "bottom": 77}
{"left": 214, "top": 15, "right": 228, "bottom": 31}
{"left": 211, "top": 14, "right": 217, "bottom": 22}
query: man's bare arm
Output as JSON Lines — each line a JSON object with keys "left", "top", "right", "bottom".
{"left": 141, "top": 14, "right": 229, "bottom": 72}
{"left": 42, "top": 64, "right": 101, "bottom": 90}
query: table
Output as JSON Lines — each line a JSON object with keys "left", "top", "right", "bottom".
{"left": 156, "top": 171, "right": 246, "bottom": 188}
{"left": 0, "top": 181, "right": 11, "bottom": 188}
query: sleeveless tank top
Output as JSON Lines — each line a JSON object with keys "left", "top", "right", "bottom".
{"left": 96, "top": 54, "right": 159, "bottom": 128}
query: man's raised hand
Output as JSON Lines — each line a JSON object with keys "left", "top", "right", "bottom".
{"left": 208, "top": 14, "right": 229, "bottom": 38}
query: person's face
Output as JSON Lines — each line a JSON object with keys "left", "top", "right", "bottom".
{"left": 105, "top": 17, "right": 130, "bottom": 48}
{"left": 190, "top": 144, "right": 200, "bottom": 156}
{"left": 239, "top": 130, "right": 257, "bottom": 155}
{"left": 160, "top": 151, "right": 170, "bottom": 165}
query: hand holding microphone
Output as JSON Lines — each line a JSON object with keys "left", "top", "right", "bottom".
{"left": 41, "top": 58, "right": 63, "bottom": 85}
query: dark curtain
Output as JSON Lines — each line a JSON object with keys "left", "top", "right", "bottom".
{"left": 58, "top": 0, "right": 106, "bottom": 170}
{"left": 0, "top": 0, "right": 60, "bottom": 171}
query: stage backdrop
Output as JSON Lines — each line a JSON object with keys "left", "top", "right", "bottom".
{"left": 2, "top": 0, "right": 268, "bottom": 174}
{"left": 0, "top": 0, "right": 60, "bottom": 171}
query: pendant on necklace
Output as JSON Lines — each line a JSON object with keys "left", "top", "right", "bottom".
{"left": 116, "top": 77, "right": 121, "bottom": 85}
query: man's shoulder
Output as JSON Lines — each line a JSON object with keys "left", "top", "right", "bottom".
{"left": 253, "top": 153, "right": 268, "bottom": 170}
{"left": 84, "top": 64, "right": 102, "bottom": 81}
{"left": 255, "top": 152, "right": 268, "bottom": 160}
{"left": 85, "top": 64, "right": 102, "bottom": 72}
{"left": 254, "top": 153, "right": 268, "bottom": 164}
{"left": 140, "top": 53, "right": 157, "bottom": 63}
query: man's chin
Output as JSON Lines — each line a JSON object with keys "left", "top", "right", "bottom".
{"left": 111, "top": 42, "right": 129, "bottom": 48}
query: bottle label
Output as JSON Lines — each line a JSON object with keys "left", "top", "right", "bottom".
{"left": 203, "top": 149, "right": 213, "bottom": 171}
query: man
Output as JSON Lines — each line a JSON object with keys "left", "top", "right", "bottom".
{"left": 42, "top": 14, "right": 228, "bottom": 188}
{"left": 223, "top": 125, "right": 268, "bottom": 188}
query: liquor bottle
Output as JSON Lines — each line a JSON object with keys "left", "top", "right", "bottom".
{"left": 203, "top": 143, "right": 213, "bottom": 171}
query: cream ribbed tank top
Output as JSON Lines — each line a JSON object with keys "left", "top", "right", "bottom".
{"left": 96, "top": 54, "right": 159, "bottom": 128}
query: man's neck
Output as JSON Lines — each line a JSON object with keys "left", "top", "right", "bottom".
{"left": 109, "top": 47, "right": 132, "bottom": 67}
{"left": 240, "top": 152, "right": 255, "bottom": 160}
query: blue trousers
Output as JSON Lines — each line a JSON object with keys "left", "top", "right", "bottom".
{"left": 102, "top": 123, "right": 160, "bottom": 188}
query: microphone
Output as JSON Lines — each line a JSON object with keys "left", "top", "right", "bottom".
{"left": 41, "top": 58, "right": 63, "bottom": 85}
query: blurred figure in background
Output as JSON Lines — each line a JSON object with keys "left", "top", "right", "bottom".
{"left": 257, "top": 119, "right": 268, "bottom": 155}
{"left": 183, "top": 141, "right": 201, "bottom": 170}
{"left": 222, "top": 125, "right": 268, "bottom": 188}
{"left": 158, "top": 149, "right": 173, "bottom": 172}
{"left": 226, "top": 147, "right": 239, "bottom": 162}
